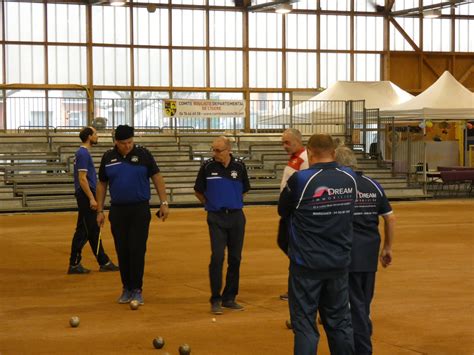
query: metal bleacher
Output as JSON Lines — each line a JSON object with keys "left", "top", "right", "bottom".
{"left": 0, "top": 132, "right": 429, "bottom": 213}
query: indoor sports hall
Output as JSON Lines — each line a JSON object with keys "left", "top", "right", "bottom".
{"left": 0, "top": 1, "right": 473, "bottom": 354}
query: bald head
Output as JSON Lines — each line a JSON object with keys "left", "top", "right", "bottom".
{"left": 306, "top": 134, "right": 336, "bottom": 164}
{"left": 282, "top": 128, "right": 304, "bottom": 154}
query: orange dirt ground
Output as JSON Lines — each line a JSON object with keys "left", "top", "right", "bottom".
{"left": 0, "top": 199, "right": 473, "bottom": 355}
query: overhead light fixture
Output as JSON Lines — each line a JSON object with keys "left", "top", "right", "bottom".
{"left": 110, "top": 0, "right": 126, "bottom": 6}
{"left": 275, "top": 3, "right": 292, "bottom": 14}
{"left": 423, "top": 8, "right": 442, "bottom": 19}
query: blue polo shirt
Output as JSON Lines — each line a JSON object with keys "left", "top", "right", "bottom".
{"left": 351, "top": 172, "right": 392, "bottom": 272}
{"left": 98, "top": 145, "right": 159, "bottom": 205}
{"left": 194, "top": 156, "right": 250, "bottom": 212}
{"left": 74, "top": 146, "right": 97, "bottom": 193}
{"left": 279, "top": 161, "right": 357, "bottom": 274}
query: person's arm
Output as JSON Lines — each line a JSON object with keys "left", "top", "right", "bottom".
{"left": 78, "top": 171, "right": 97, "bottom": 210}
{"left": 195, "top": 191, "right": 206, "bottom": 204}
{"left": 96, "top": 180, "right": 108, "bottom": 227}
{"left": 278, "top": 174, "right": 296, "bottom": 218}
{"left": 194, "top": 163, "right": 207, "bottom": 205}
{"left": 151, "top": 172, "right": 169, "bottom": 221}
{"left": 380, "top": 213, "right": 395, "bottom": 267}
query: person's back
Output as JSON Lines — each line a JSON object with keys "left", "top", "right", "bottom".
{"left": 279, "top": 134, "right": 357, "bottom": 355}
{"left": 335, "top": 146, "right": 395, "bottom": 355}
{"left": 351, "top": 173, "right": 389, "bottom": 271}
{"left": 285, "top": 164, "right": 356, "bottom": 272}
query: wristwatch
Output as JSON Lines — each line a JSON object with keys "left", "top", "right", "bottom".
{"left": 161, "top": 201, "right": 169, "bottom": 206}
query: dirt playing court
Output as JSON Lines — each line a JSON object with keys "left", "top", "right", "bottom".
{"left": 0, "top": 200, "right": 473, "bottom": 354}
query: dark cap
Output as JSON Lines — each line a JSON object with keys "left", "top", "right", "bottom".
{"left": 114, "top": 125, "right": 134, "bottom": 141}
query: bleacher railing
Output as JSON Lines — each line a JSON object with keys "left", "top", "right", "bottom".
{"left": 2, "top": 97, "right": 366, "bottom": 141}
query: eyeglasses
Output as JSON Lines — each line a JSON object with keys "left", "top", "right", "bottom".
{"left": 211, "top": 147, "right": 228, "bottom": 153}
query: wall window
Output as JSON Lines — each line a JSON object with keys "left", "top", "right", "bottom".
{"left": 390, "top": 18, "right": 420, "bottom": 51}
{"left": 133, "top": 7, "right": 168, "bottom": 46}
{"left": 249, "top": 13, "right": 283, "bottom": 49}
{"left": 93, "top": 47, "right": 131, "bottom": 85}
{"left": 210, "top": 51, "right": 243, "bottom": 88}
{"left": 172, "top": 9, "right": 205, "bottom": 46}
{"left": 249, "top": 51, "right": 282, "bottom": 88}
{"left": 320, "top": 53, "right": 350, "bottom": 88}
{"left": 209, "top": 11, "right": 243, "bottom": 47}
{"left": 48, "top": 4, "right": 86, "bottom": 43}
{"left": 391, "top": 0, "right": 419, "bottom": 12}
{"left": 5, "top": 2, "right": 44, "bottom": 41}
{"left": 355, "top": 54, "right": 381, "bottom": 81}
{"left": 423, "top": 19, "right": 451, "bottom": 52}
{"left": 355, "top": 16, "right": 384, "bottom": 51}
{"left": 6, "top": 45, "right": 45, "bottom": 84}
{"left": 286, "top": 14, "right": 317, "bottom": 50}
{"left": 209, "top": 0, "right": 236, "bottom": 6}
{"left": 134, "top": 48, "right": 169, "bottom": 86}
{"left": 320, "top": 16, "right": 350, "bottom": 50}
{"left": 172, "top": 50, "right": 206, "bottom": 87}
{"left": 320, "top": 0, "right": 350, "bottom": 11}
{"left": 48, "top": 46, "right": 87, "bottom": 85}
{"left": 455, "top": 20, "right": 474, "bottom": 52}
{"left": 354, "top": 0, "right": 385, "bottom": 12}
{"left": 92, "top": 6, "right": 130, "bottom": 44}
{"left": 286, "top": 52, "right": 317, "bottom": 89}
{"left": 94, "top": 91, "right": 132, "bottom": 127}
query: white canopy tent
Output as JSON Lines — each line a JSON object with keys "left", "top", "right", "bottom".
{"left": 255, "top": 81, "right": 414, "bottom": 134}
{"left": 300, "top": 80, "right": 414, "bottom": 110}
{"left": 380, "top": 71, "right": 474, "bottom": 120}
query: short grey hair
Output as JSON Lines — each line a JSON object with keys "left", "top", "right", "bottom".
{"left": 335, "top": 146, "right": 358, "bottom": 169}
{"left": 283, "top": 128, "right": 302, "bottom": 143}
{"left": 214, "top": 136, "right": 232, "bottom": 149}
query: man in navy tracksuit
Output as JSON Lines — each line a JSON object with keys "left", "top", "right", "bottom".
{"left": 68, "top": 126, "right": 118, "bottom": 274}
{"left": 96, "top": 125, "right": 169, "bottom": 305}
{"left": 194, "top": 136, "right": 250, "bottom": 315}
{"left": 336, "top": 147, "right": 395, "bottom": 355}
{"left": 279, "top": 134, "right": 357, "bottom": 355}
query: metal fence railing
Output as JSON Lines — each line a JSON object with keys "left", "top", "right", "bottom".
{"left": 2, "top": 97, "right": 366, "bottom": 141}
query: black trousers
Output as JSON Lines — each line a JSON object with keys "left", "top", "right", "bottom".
{"left": 109, "top": 202, "right": 151, "bottom": 291}
{"left": 289, "top": 263, "right": 354, "bottom": 355}
{"left": 207, "top": 210, "right": 246, "bottom": 304}
{"left": 349, "top": 272, "right": 376, "bottom": 355}
{"left": 69, "top": 190, "right": 109, "bottom": 266}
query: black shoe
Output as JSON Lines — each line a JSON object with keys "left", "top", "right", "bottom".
{"left": 67, "top": 264, "right": 91, "bottom": 275}
{"left": 99, "top": 261, "right": 119, "bottom": 272}
{"left": 211, "top": 302, "right": 223, "bottom": 315}
{"left": 279, "top": 292, "right": 288, "bottom": 301}
{"left": 222, "top": 301, "right": 244, "bottom": 311}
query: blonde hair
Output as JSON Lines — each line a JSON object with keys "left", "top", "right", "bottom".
{"left": 335, "top": 146, "right": 358, "bottom": 169}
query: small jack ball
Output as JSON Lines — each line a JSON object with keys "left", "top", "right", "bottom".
{"left": 152, "top": 337, "right": 165, "bottom": 349}
{"left": 130, "top": 300, "right": 140, "bottom": 310}
{"left": 69, "top": 316, "right": 80, "bottom": 328}
{"left": 179, "top": 343, "right": 191, "bottom": 355}
{"left": 285, "top": 319, "right": 292, "bottom": 329}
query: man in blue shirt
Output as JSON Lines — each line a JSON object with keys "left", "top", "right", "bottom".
{"left": 194, "top": 136, "right": 250, "bottom": 315}
{"left": 96, "top": 125, "right": 169, "bottom": 305}
{"left": 68, "top": 126, "right": 119, "bottom": 274}
{"left": 279, "top": 134, "right": 357, "bottom": 355}
{"left": 336, "top": 146, "right": 395, "bottom": 355}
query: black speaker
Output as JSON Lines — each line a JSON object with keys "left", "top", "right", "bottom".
{"left": 234, "top": 0, "right": 244, "bottom": 7}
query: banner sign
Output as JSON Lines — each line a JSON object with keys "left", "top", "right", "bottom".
{"left": 164, "top": 99, "right": 245, "bottom": 118}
